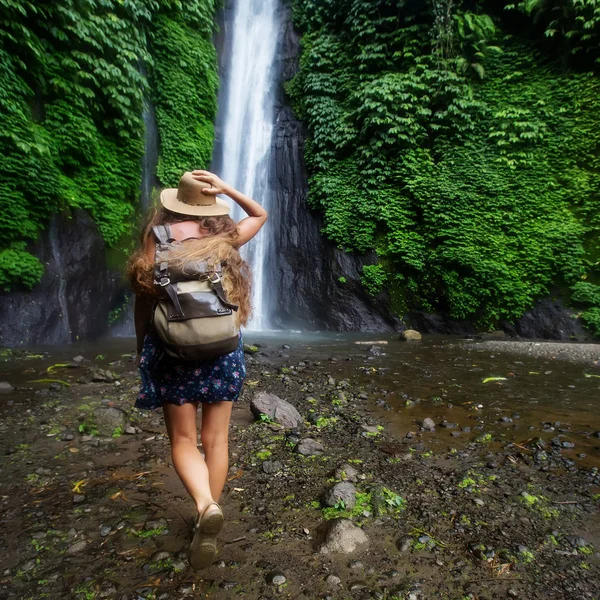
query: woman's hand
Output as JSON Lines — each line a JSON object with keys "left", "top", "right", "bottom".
{"left": 191, "top": 170, "right": 230, "bottom": 196}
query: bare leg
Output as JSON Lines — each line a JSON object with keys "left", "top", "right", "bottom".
{"left": 200, "top": 401, "right": 233, "bottom": 502}
{"left": 163, "top": 402, "right": 213, "bottom": 514}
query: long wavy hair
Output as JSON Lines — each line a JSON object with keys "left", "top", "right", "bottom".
{"left": 128, "top": 207, "right": 252, "bottom": 326}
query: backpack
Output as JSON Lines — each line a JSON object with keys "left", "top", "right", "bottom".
{"left": 151, "top": 224, "right": 240, "bottom": 361}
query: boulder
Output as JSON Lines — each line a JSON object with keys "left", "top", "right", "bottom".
{"left": 318, "top": 519, "right": 369, "bottom": 554}
{"left": 294, "top": 438, "right": 325, "bottom": 456}
{"left": 401, "top": 329, "right": 422, "bottom": 342}
{"left": 334, "top": 464, "right": 359, "bottom": 482}
{"left": 323, "top": 482, "right": 357, "bottom": 509}
{"left": 250, "top": 392, "right": 303, "bottom": 429}
{"left": 92, "top": 406, "right": 128, "bottom": 437}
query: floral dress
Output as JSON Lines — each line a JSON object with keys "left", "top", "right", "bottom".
{"left": 135, "top": 331, "right": 246, "bottom": 410}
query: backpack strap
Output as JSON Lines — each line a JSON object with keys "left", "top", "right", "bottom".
{"left": 209, "top": 273, "right": 239, "bottom": 311}
{"left": 152, "top": 225, "right": 185, "bottom": 319}
{"left": 152, "top": 224, "right": 175, "bottom": 244}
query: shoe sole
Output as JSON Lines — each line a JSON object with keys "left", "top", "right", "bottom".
{"left": 189, "top": 507, "right": 224, "bottom": 570}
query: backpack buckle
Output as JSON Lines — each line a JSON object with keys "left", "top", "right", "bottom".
{"left": 160, "top": 277, "right": 171, "bottom": 287}
{"left": 209, "top": 273, "right": 221, "bottom": 284}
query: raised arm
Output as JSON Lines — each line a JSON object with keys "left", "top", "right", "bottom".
{"left": 191, "top": 170, "right": 267, "bottom": 246}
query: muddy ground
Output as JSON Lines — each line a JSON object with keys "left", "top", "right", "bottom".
{"left": 0, "top": 336, "right": 599, "bottom": 600}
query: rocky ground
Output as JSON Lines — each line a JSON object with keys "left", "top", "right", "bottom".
{"left": 0, "top": 339, "right": 599, "bottom": 600}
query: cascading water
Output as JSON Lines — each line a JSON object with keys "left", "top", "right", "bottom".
{"left": 213, "top": 0, "right": 281, "bottom": 331}
{"left": 48, "top": 216, "right": 72, "bottom": 343}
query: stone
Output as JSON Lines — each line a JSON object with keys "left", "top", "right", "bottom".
{"left": 72, "top": 494, "right": 86, "bottom": 504}
{"left": 92, "top": 406, "right": 128, "bottom": 437}
{"left": 319, "top": 519, "right": 369, "bottom": 554}
{"left": 150, "top": 551, "right": 172, "bottom": 563}
{"left": 325, "top": 574, "right": 341, "bottom": 587}
{"left": 440, "top": 421, "right": 458, "bottom": 429}
{"left": 243, "top": 344, "right": 259, "bottom": 354}
{"left": 334, "top": 464, "right": 359, "bottom": 482}
{"left": 262, "top": 460, "right": 283, "bottom": 474}
{"left": 145, "top": 518, "right": 168, "bottom": 532}
{"left": 369, "top": 345, "right": 382, "bottom": 356}
{"left": 400, "top": 329, "right": 422, "bottom": 342}
{"left": 323, "top": 482, "right": 357, "bottom": 509}
{"left": 420, "top": 418, "right": 436, "bottom": 431}
{"left": 562, "top": 441, "right": 575, "bottom": 449}
{"left": 72, "top": 355, "right": 85, "bottom": 364}
{"left": 250, "top": 392, "right": 303, "bottom": 429}
{"left": 66, "top": 540, "right": 87, "bottom": 554}
{"left": 100, "top": 525, "right": 112, "bottom": 537}
{"left": 0, "top": 381, "right": 13, "bottom": 394}
{"left": 267, "top": 573, "right": 287, "bottom": 586}
{"left": 294, "top": 438, "right": 325, "bottom": 456}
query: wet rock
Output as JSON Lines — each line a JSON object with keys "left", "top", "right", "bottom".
{"left": 61, "top": 432, "right": 75, "bottom": 441}
{"left": 323, "top": 482, "right": 357, "bottom": 509}
{"left": 295, "top": 438, "right": 325, "bottom": 456}
{"left": 262, "top": 460, "right": 283, "bottom": 474}
{"left": 243, "top": 344, "right": 259, "bottom": 354}
{"left": 67, "top": 540, "right": 87, "bottom": 554}
{"left": 20, "top": 559, "right": 36, "bottom": 572}
{"left": 72, "top": 355, "right": 85, "bottom": 364}
{"left": 499, "top": 416, "right": 513, "bottom": 423}
{"left": 219, "top": 581, "right": 238, "bottom": 590}
{"left": 92, "top": 406, "right": 128, "bottom": 437}
{"left": 72, "top": 494, "right": 86, "bottom": 504}
{"left": 100, "top": 525, "right": 112, "bottom": 537}
{"left": 145, "top": 518, "right": 168, "bottom": 532}
{"left": 0, "top": 381, "right": 13, "bottom": 394}
{"left": 401, "top": 330, "right": 422, "bottom": 342}
{"left": 361, "top": 424, "right": 380, "bottom": 437}
{"left": 325, "top": 574, "right": 341, "bottom": 587}
{"left": 267, "top": 572, "right": 286, "bottom": 586}
{"left": 250, "top": 392, "right": 303, "bottom": 429}
{"left": 348, "top": 560, "right": 363, "bottom": 569}
{"left": 420, "top": 418, "right": 436, "bottom": 431}
{"left": 369, "top": 346, "right": 382, "bottom": 356}
{"left": 334, "top": 464, "right": 359, "bottom": 482}
{"left": 150, "top": 551, "right": 172, "bottom": 563}
{"left": 562, "top": 441, "right": 575, "bottom": 449}
{"left": 282, "top": 344, "right": 291, "bottom": 350}
{"left": 398, "top": 537, "right": 412, "bottom": 552}
{"left": 566, "top": 535, "right": 588, "bottom": 548}
{"left": 319, "top": 519, "right": 369, "bottom": 554}
{"left": 440, "top": 421, "right": 458, "bottom": 429}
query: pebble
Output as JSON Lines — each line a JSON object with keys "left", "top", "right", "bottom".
{"left": 0, "top": 381, "right": 14, "bottom": 394}
{"left": 72, "top": 494, "right": 86, "bottom": 504}
{"left": 508, "top": 590, "right": 519, "bottom": 598}
{"left": 562, "top": 441, "right": 575, "bottom": 449}
{"left": 348, "top": 560, "right": 363, "bottom": 569}
{"left": 474, "top": 498, "right": 485, "bottom": 506}
{"left": 325, "top": 574, "right": 341, "bottom": 587}
{"left": 219, "top": 581, "right": 238, "bottom": 590}
{"left": 66, "top": 540, "right": 87, "bottom": 554}
{"left": 262, "top": 460, "right": 283, "bottom": 474}
{"left": 398, "top": 538, "right": 412, "bottom": 552}
{"left": 100, "top": 525, "right": 112, "bottom": 537}
{"left": 440, "top": 421, "right": 458, "bottom": 429}
{"left": 268, "top": 573, "right": 286, "bottom": 586}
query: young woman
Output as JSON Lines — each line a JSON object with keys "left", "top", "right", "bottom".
{"left": 128, "top": 170, "right": 267, "bottom": 569}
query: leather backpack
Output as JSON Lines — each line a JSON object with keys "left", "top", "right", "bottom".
{"left": 151, "top": 225, "right": 240, "bottom": 361}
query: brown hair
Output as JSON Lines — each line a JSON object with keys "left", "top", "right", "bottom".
{"left": 128, "top": 207, "right": 252, "bottom": 326}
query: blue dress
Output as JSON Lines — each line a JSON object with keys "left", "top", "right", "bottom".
{"left": 135, "top": 331, "right": 246, "bottom": 410}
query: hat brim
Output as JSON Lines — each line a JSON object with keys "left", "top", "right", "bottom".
{"left": 160, "top": 188, "right": 231, "bottom": 216}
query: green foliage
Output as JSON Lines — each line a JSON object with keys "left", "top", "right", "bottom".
{"left": 0, "top": 0, "right": 219, "bottom": 290}
{"left": 151, "top": 2, "right": 218, "bottom": 186}
{"left": 290, "top": 0, "right": 600, "bottom": 334}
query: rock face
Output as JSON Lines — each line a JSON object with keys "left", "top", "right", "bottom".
{"left": 266, "top": 2, "right": 403, "bottom": 333}
{"left": 0, "top": 211, "right": 121, "bottom": 346}
{"left": 250, "top": 392, "right": 303, "bottom": 428}
{"left": 318, "top": 519, "right": 369, "bottom": 554}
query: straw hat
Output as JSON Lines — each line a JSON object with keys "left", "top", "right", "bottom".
{"left": 160, "top": 172, "right": 230, "bottom": 216}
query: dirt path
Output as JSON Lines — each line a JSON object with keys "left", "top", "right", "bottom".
{"left": 1, "top": 341, "right": 599, "bottom": 600}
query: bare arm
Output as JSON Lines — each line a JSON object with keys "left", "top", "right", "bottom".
{"left": 191, "top": 170, "right": 267, "bottom": 246}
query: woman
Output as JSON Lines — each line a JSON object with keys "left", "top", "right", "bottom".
{"left": 128, "top": 170, "right": 267, "bottom": 569}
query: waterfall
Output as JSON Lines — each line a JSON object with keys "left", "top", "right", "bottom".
{"left": 213, "top": 0, "right": 281, "bottom": 331}
{"left": 139, "top": 61, "right": 159, "bottom": 212}
{"left": 48, "top": 216, "right": 72, "bottom": 343}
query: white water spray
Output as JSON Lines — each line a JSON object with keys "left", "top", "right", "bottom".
{"left": 214, "top": 0, "right": 280, "bottom": 331}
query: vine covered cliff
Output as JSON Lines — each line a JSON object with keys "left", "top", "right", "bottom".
{"left": 287, "top": 0, "right": 600, "bottom": 336}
